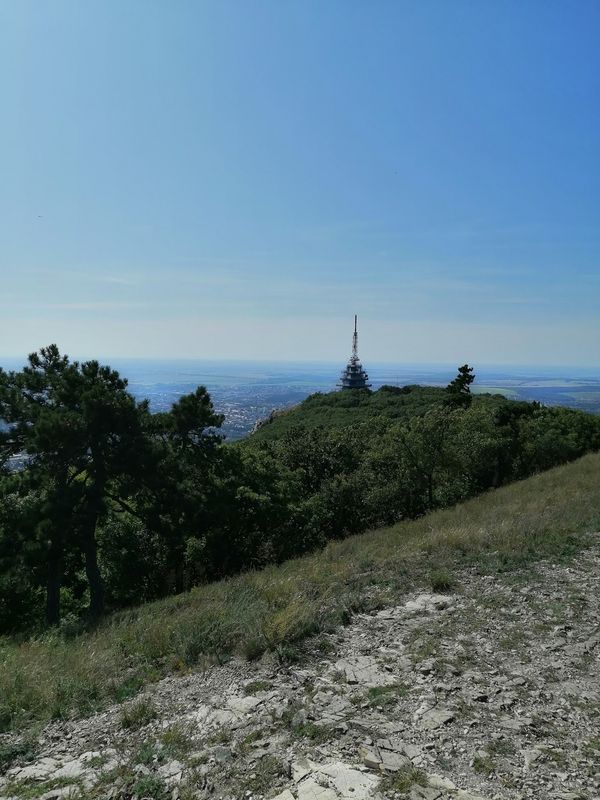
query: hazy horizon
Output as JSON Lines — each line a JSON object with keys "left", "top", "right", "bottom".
{"left": 2, "top": 353, "right": 600, "bottom": 374}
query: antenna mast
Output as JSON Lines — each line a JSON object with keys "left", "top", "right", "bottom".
{"left": 338, "top": 314, "right": 371, "bottom": 390}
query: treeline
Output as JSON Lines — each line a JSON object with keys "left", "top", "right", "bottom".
{"left": 1, "top": 348, "right": 599, "bottom": 634}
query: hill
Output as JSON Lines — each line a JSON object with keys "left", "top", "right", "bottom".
{"left": 249, "top": 385, "right": 506, "bottom": 440}
{"left": 1, "top": 454, "right": 600, "bottom": 799}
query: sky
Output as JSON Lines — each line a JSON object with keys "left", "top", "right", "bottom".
{"left": 1, "top": 0, "right": 599, "bottom": 365}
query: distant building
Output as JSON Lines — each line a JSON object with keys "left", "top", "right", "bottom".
{"left": 338, "top": 315, "right": 371, "bottom": 390}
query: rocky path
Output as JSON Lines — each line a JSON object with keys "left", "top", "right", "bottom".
{"left": 2, "top": 541, "right": 599, "bottom": 800}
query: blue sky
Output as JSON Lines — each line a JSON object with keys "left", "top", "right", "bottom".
{"left": 1, "top": 0, "right": 599, "bottom": 364}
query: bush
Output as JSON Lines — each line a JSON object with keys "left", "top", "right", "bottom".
{"left": 428, "top": 568, "right": 456, "bottom": 593}
{"left": 131, "top": 774, "right": 168, "bottom": 799}
{"left": 120, "top": 699, "right": 158, "bottom": 730}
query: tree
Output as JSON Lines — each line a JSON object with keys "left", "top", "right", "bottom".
{"left": 446, "top": 364, "right": 475, "bottom": 408}
{"left": 0, "top": 472, "right": 47, "bottom": 632}
{"left": 139, "top": 387, "right": 225, "bottom": 593}
{"left": 0, "top": 346, "right": 147, "bottom": 624}
{"left": 391, "top": 407, "right": 456, "bottom": 510}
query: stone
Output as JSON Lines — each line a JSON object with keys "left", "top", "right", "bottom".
{"left": 292, "top": 758, "right": 314, "bottom": 782}
{"left": 12, "top": 757, "right": 60, "bottom": 781}
{"left": 317, "top": 761, "right": 379, "bottom": 800}
{"left": 227, "top": 695, "right": 264, "bottom": 715}
{"left": 38, "top": 788, "right": 78, "bottom": 800}
{"left": 418, "top": 707, "right": 455, "bottom": 730}
{"left": 380, "top": 749, "right": 410, "bottom": 773}
{"left": 52, "top": 759, "right": 87, "bottom": 780}
{"left": 359, "top": 745, "right": 381, "bottom": 770}
{"left": 158, "top": 759, "right": 185, "bottom": 785}
{"left": 404, "top": 594, "right": 453, "bottom": 613}
{"left": 523, "top": 748, "right": 543, "bottom": 770}
{"left": 333, "top": 656, "right": 396, "bottom": 687}
{"left": 297, "top": 778, "right": 338, "bottom": 800}
{"left": 193, "top": 704, "right": 240, "bottom": 730}
{"left": 79, "top": 751, "right": 104, "bottom": 764}
{"left": 272, "top": 792, "right": 296, "bottom": 800}
{"left": 314, "top": 694, "right": 353, "bottom": 724}
{"left": 427, "top": 774, "right": 456, "bottom": 790}
{"left": 409, "top": 787, "right": 443, "bottom": 800}
{"left": 499, "top": 715, "right": 533, "bottom": 731}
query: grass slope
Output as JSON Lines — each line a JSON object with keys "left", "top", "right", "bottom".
{"left": 2, "top": 452, "right": 600, "bottom": 734}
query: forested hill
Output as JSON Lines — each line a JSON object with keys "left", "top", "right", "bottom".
{"left": 241, "top": 383, "right": 600, "bottom": 548}
{"left": 2, "top": 350, "right": 600, "bottom": 636}
{"left": 249, "top": 384, "right": 506, "bottom": 440}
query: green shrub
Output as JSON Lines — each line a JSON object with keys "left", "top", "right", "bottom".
{"left": 131, "top": 774, "right": 168, "bottom": 799}
{"left": 159, "top": 725, "right": 193, "bottom": 758}
{"left": 120, "top": 699, "right": 158, "bottom": 730}
{"left": 380, "top": 765, "right": 429, "bottom": 793}
{"left": 428, "top": 568, "right": 456, "bottom": 593}
{"left": 243, "top": 680, "right": 272, "bottom": 695}
{"left": 366, "top": 683, "right": 409, "bottom": 707}
{"left": 0, "top": 737, "right": 37, "bottom": 771}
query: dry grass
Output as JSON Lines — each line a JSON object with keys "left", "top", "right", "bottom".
{"left": 2, "top": 453, "right": 600, "bottom": 734}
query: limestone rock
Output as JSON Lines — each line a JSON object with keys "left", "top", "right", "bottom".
{"left": 158, "top": 759, "right": 185, "bottom": 785}
{"left": 272, "top": 791, "right": 296, "bottom": 800}
{"left": 333, "top": 656, "right": 396, "bottom": 687}
{"left": 316, "top": 761, "right": 379, "bottom": 799}
{"left": 409, "top": 787, "right": 443, "bottom": 800}
{"left": 296, "top": 778, "right": 337, "bottom": 800}
{"left": 417, "top": 706, "right": 455, "bottom": 730}
{"left": 404, "top": 594, "right": 454, "bottom": 613}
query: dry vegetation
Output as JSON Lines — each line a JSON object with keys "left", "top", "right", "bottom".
{"left": 2, "top": 452, "right": 600, "bottom": 734}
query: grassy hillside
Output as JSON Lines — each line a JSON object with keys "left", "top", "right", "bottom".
{"left": 2, "top": 452, "right": 600, "bottom": 734}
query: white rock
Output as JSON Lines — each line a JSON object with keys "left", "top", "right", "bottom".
{"left": 317, "top": 762, "right": 379, "bottom": 799}
{"left": 192, "top": 704, "right": 239, "bottom": 730}
{"left": 523, "top": 747, "right": 543, "bottom": 770}
{"left": 380, "top": 749, "right": 410, "bottom": 773}
{"left": 297, "top": 778, "right": 338, "bottom": 800}
{"left": 427, "top": 774, "right": 456, "bottom": 790}
{"left": 227, "top": 695, "right": 264, "bottom": 715}
{"left": 409, "top": 787, "right": 443, "bottom": 800}
{"left": 292, "top": 757, "right": 314, "bottom": 782}
{"left": 333, "top": 656, "right": 396, "bottom": 688}
{"left": 404, "top": 594, "right": 453, "bottom": 613}
{"left": 418, "top": 707, "right": 455, "bottom": 731}
{"left": 38, "top": 787, "right": 79, "bottom": 800}
{"left": 52, "top": 759, "right": 87, "bottom": 780}
{"left": 12, "top": 757, "right": 60, "bottom": 781}
{"left": 158, "top": 759, "right": 185, "bottom": 785}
